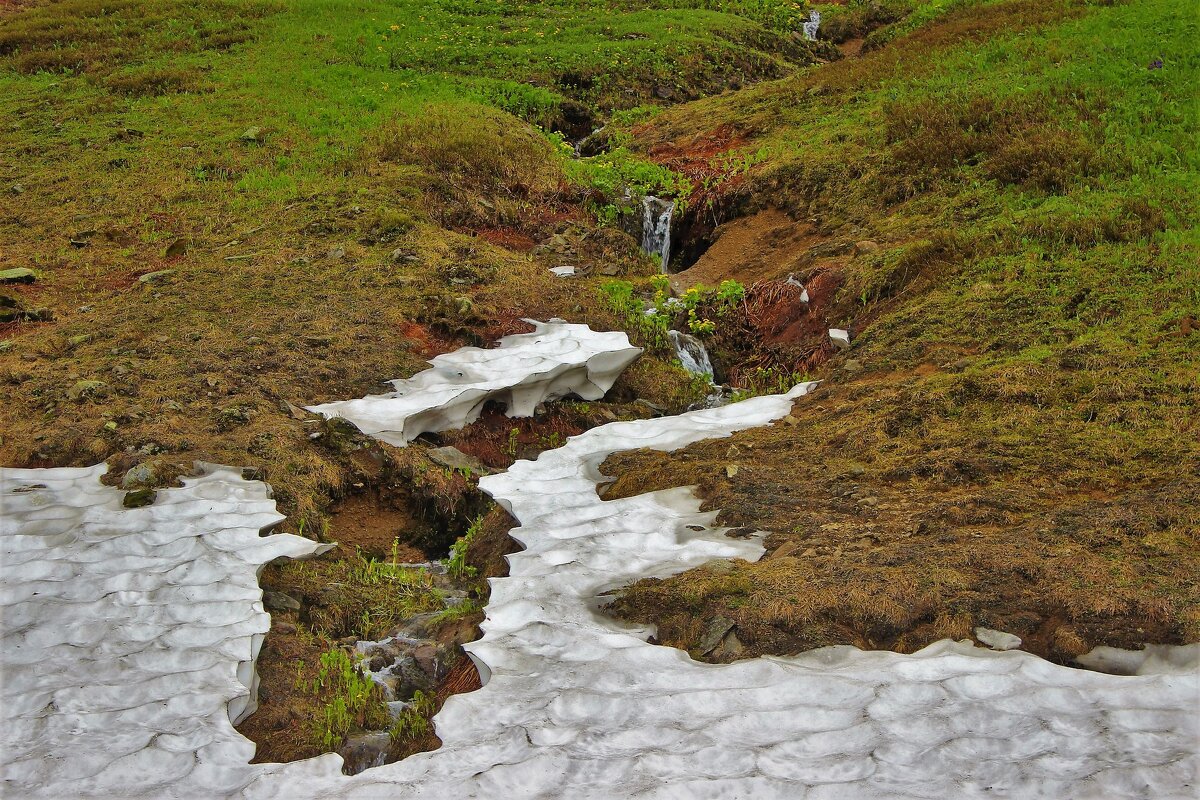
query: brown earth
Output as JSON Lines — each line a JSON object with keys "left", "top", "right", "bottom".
{"left": 602, "top": 373, "right": 1198, "bottom": 666}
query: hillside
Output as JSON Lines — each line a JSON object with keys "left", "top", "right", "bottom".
{"left": 1, "top": 0, "right": 1196, "bottom": 778}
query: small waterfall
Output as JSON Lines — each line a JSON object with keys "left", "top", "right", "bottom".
{"left": 641, "top": 196, "right": 674, "bottom": 272}
{"left": 668, "top": 330, "right": 713, "bottom": 378}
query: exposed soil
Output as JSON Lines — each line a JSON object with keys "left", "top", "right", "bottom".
{"left": 839, "top": 36, "right": 866, "bottom": 58}
{"left": 325, "top": 492, "right": 425, "bottom": 561}
{"left": 669, "top": 209, "right": 819, "bottom": 291}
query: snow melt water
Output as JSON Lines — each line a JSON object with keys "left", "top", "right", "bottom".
{"left": 2, "top": 327, "right": 1198, "bottom": 799}
{"left": 667, "top": 329, "right": 714, "bottom": 379}
{"left": 641, "top": 196, "right": 674, "bottom": 272}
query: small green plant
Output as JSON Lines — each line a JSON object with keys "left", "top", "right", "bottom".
{"left": 309, "top": 647, "right": 388, "bottom": 751}
{"left": 506, "top": 428, "right": 521, "bottom": 457}
{"left": 447, "top": 515, "right": 484, "bottom": 580}
{"left": 389, "top": 689, "right": 437, "bottom": 742}
{"left": 434, "top": 598, "right": 482, "bottom": 624}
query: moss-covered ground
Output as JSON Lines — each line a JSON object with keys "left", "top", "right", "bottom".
{"left": 2, "top": 0, "right": 1195, "bottom": 769}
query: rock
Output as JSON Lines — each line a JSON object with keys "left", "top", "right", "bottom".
{"left": 859, "top": 496, "right": 878, "bottom": 507}
{"left": 326, "top": 246, "right": 345, "bottom": 261}
{"left": 121, "top": 462, "right": 158, "bottom": 489}
{"left": 69, "top": 231, "right": 95, "bottom": 248}
{"left": 283, "top": 400, "right": 309, "bottom": 420}
{"left": 303, "top": 335, "right": 333, "bottom": 348}
{"left": 338, "top": 731, "right": 392, "bottom": 775}
{"left": 842, "top": 359, "right": 863, "bottom": 373}
{"left": 427, "top": 445, "right": 488, "bottom": 475}
{"left": 724, "top": 527, "right": 756, "bottom": 539}
{"left": 239, "top": 126, "right": 264, "bottom": 143}
{"left": 103, "top": 421, "right": 118, "bottom": 432}
{"left": 725, "top": 464, "right": 740, "bottom": 478}
{"left": 263, "top": 591, "right": 302, "bottom": 612}
{"left": 829, "top": 329, "right": 851, "bottom": 351}
{"left": 68, "top": 334, "right": 90, "bottom": 347}
{"left": 781, "top": 415, "right": 800, "bottom": 427}
{"left": 653, "top": 83, "right": 676, "bottom": 100}
{"left": 138, "top": 269, "right": 175, "bottom": 285}
{"left": 975, "top": 627, "right": 1022, "bottom": 651}
{"left": 67, "top": 380, "right": 107, "bottom": 401}
{"left": 164, "top": 238, "right": 191, "bottom": 258}
{"left": 853, "top": 240, "right": 880, "bottom": 255}
{"left": 770, "top": 541, "right": 802, "bottom": 560}
{"left": 698, "top": 616, "right": 736, "bottom": 654}
{"left": 0, "top": 268, "right": 35, "bottom": 284}
{"left": 122, "top": 489, "right": 157, "bottom": 508}
{"left": 597, "top": 265, "right": 620, "bottom": 276}
{"left": 711, "top": 629, "right": 745, "bottom": 660}
{"left": 274, "top": 622, "right": 296, "bottom": 635}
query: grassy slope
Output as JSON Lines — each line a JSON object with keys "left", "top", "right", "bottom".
{"left": 0, "top": 0, "right": 820, "bottom": 525}
{"left": 606, "top": 0, "right": 1199, "bottom": 663}
{"left": 0, "top": 0, "right": 828, "bottom": 764}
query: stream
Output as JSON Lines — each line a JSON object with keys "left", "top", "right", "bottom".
{"left": 1, "top": 323, "right": 1197, "bottom": 799}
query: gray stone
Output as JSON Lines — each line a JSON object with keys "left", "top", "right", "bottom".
{"left": 121, "top": 462, "right": 159, "bottom": 489}
{"left": 263, "top": 591, "right": 302, "bottom": 612}
{"left": 853, "top": 240, "right": 880, "bottom": 255}
{"left": 138, "top": 269, "right": 175, "bottom": 285}
{"left": 67, "top": 380, "right": 107, "bottom": 401}
{"left": 697, "top": 616, "right": 736, "bottom": 655}
{"left": 239, "top": 126, "right": 264, "bottom": 143}
{"left": 711, "top": 629, "right": 745, "bottom": 660}
{"left": 0, "top": 268, "right": 35, "bottom": 284}
{"left": 338, "top": 731, "right": 392, "bottom": 775}
{"left": 121, "top": 488, "right": 157, "bottom": 509}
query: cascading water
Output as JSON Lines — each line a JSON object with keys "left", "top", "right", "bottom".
{"left": 668, "top": 329, "right": 714, "bottom": 378}
{"left": 640, "top": 195, "right": 674, "bottom": 272}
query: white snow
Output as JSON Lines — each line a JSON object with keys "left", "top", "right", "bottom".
{"left": 975, "top": 627, "right": 1023, "bottom": 651}
{"left": 829, "top": 328, "right": 851, "bottom": 350}
{"left": 2, "top": 330, "right": 1198, "bottom": 799}
{"left": 305, "top": 319, "right": 642, "bottom": 445}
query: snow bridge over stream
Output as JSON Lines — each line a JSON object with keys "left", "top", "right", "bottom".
{"left": 2, "top": 321, "right": 1196, "bottom": 799}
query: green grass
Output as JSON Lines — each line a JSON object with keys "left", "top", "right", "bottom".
{"left": 602, "top": 0, "right": 1199, "bottom": 661}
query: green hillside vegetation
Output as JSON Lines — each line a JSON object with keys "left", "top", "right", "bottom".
{"left": 1, "top": 0, "right": 1195, "bottom": 766}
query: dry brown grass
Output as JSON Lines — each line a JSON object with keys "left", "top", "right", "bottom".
{"left": 604, "top": 373, "right": 1200, "bottom": 664}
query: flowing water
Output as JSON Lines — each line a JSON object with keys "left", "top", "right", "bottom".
{"left": 641, "top": 196, "right": 674, "bottom": 272}
{"left": 667, "top": 329, "right": 714, "bottom": 379}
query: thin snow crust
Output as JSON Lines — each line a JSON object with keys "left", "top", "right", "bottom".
{"left": 2, "top": 337, "right": 1197, "bottom": 799}
{"left": 304, "top": 319, "right": 642, "bottom": 445}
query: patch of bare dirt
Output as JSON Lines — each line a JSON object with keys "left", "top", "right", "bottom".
{"left": 670, "top": 209, "right": 821, "bottom": 291}
{"left": 326, "top": 491, "right": 425, "bottom": 561}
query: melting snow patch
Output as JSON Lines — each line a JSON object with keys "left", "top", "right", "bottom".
{"left": 305, "top": 320, "right": 642, "bottom": 445}
{"left": 975, "top": 627, "right": 1023, "bottom": 651}
{"left": 2, "top": 346, "right": 1198, "bottom": 798}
